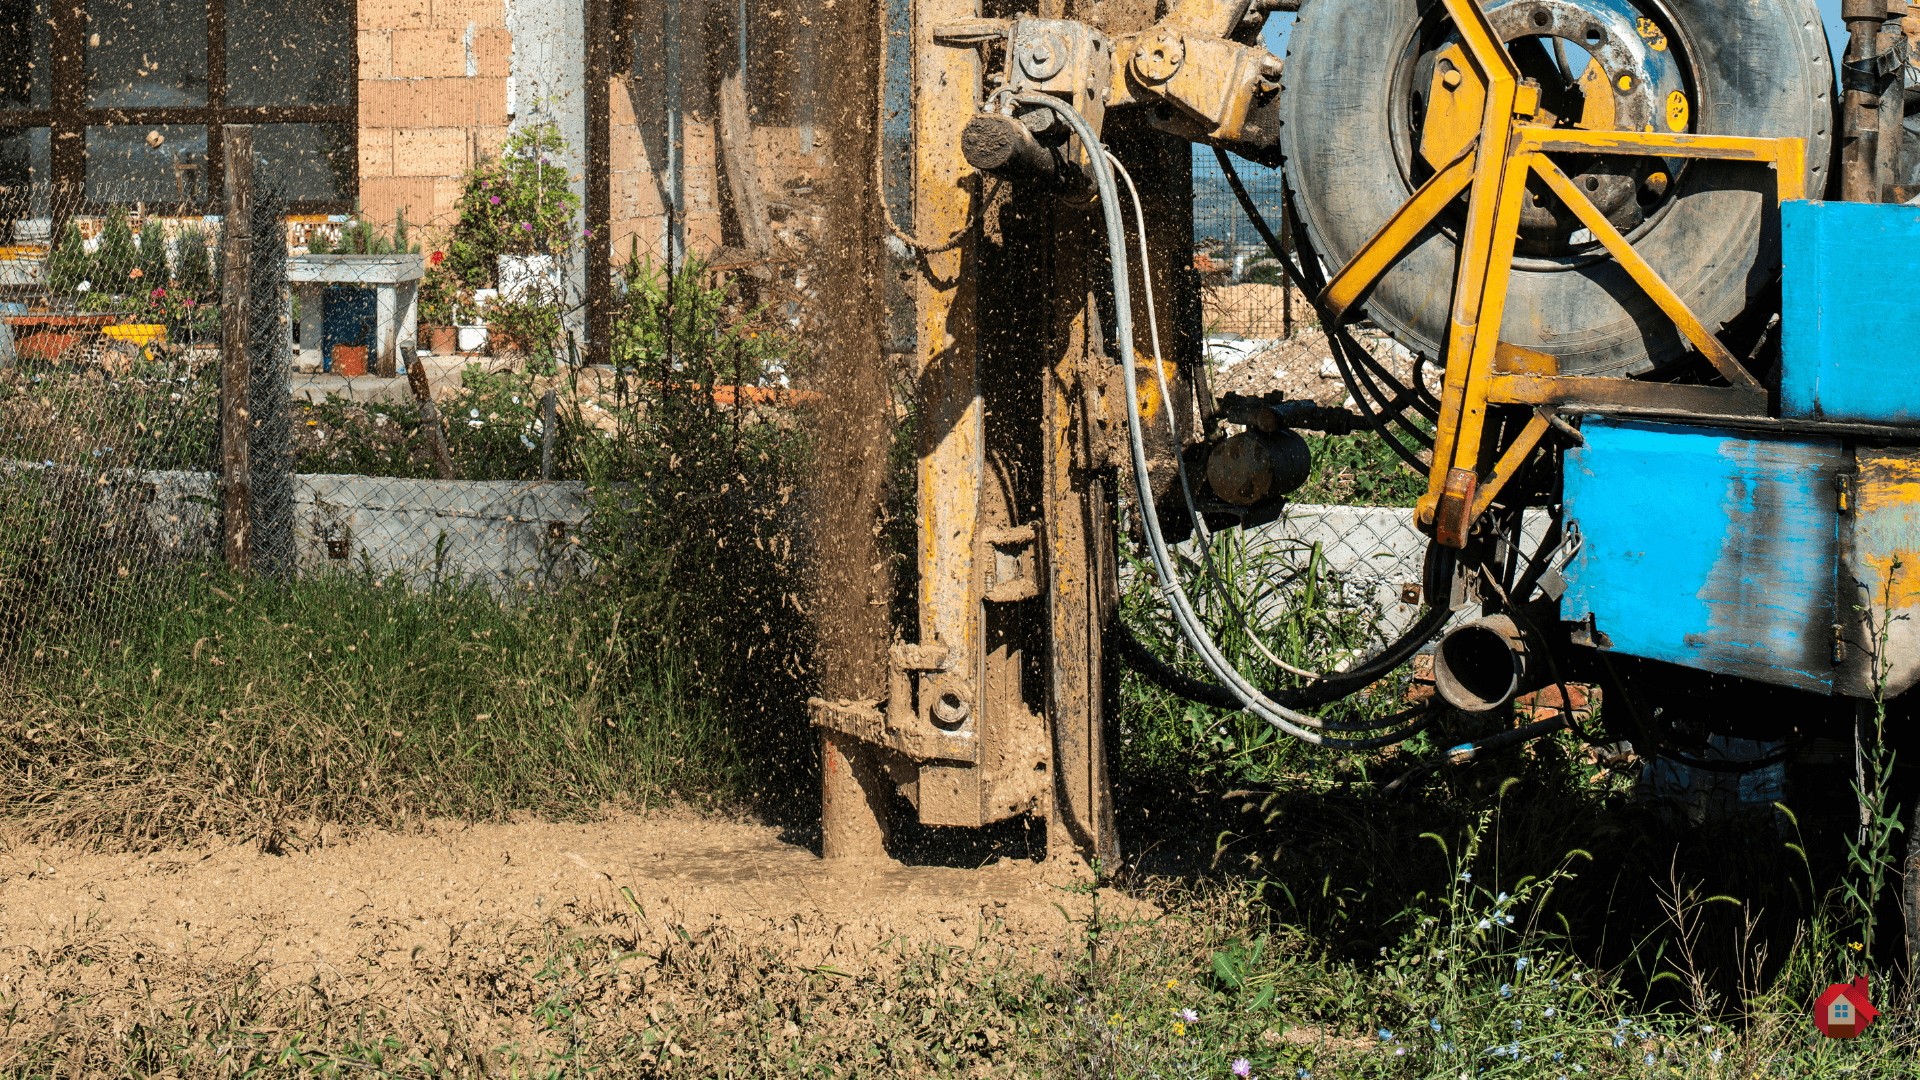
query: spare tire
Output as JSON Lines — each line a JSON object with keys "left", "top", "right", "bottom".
{"left": 1276, "top": 0, "right": 1833, "bottom": 377}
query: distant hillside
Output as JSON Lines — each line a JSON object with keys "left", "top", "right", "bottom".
{"left": 1192, "top": 150, "right": 1286, "bottom": 250}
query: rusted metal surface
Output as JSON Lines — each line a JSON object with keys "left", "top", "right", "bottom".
{"left": 1837, "top": 445, "right": 1920, "bottom": 700}
{"left": 807, "top": 696, "right": 979, "bottom": 764}
{"left": 915, "top": 0, "right": 984, "bottom": 727}
{"left": 821, "top": 731, "right": 893, "bottom": 859}
{"left": 810, "top": 0, "right": 895, "bottom": 859}
{"left": 1840, "top": 0, "right": 1897, "bottom": 202}
{"left": 1563, "top": 418, "right": 1849, "bottom": 694}
{"left": 1206, "top": 430, "right": 1309, "bottom": 506}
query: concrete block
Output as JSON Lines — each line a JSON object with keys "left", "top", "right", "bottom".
{"left": 609, "top": 82, "right": 636, "bottom": 126}
{"left": 360, "top": 0, "right": 431, "bottom": 31}
{"left": 358, "top": 128, "right": 394, "bottom": 178}
{"left": 395, "top": 128, "right": 468, "bottom": 177}
{"left": 299, "top": 475, "right": 595, "bottom": 596}
{"left": 473, "top": 28, "right": 512, "bottom": 78}
{"left": 360, "top": 177, "right": 438, "bottom": 230}
{"left": 390, "top": 28, "right": 466, "bottom": 78}
{"left": 358, "top": 31, "right": 393, "bottom": 80}
{"left": 358, "top": 77, "right": 408, "bottom": 127}
{"left": 432, "top": 0, "right": 507, "bottom": 29}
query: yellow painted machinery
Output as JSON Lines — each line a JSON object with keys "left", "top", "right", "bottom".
{"left": 809, "top": 0, "right": 1920, "bottom": 954}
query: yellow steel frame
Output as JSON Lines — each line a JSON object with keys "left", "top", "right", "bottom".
{"left": 1317, "top": 0, "right": 1807, "bottom": 547}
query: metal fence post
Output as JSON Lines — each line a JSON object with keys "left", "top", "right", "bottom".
{"left": 541, "top": 389, "right": 556, "bottom": 480}
{"left": 220, "top": 125, "right": 254, "bottom": 574}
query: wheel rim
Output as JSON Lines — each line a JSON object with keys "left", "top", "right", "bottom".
{"left": 1386, "top": 0, "right": 1698, "bottom": 272}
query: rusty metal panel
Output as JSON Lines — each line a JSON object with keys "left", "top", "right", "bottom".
{"left": 1562, "top": 418, "right": 1845, "bottom": 693}
{"left": 914, "top": 0, "right": 984, "bottom": 683}
{"left": 1780, "top": 200, "right": 1920, "bottom": 425}
{"left": 1838, "top": 445, "right": 1920, "bottom": 700}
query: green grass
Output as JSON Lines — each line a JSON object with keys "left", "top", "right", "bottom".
{"left": 1292, "top": 427, "right": 1430, "bottom": 509}
{"left": 0, "top": 567, "right": 746, "bottom": 851}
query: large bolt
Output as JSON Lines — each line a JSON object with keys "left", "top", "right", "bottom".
{"left": 1132, "top": 29, "right": 1185, "bottom": 83}
{"left": 1017, "top": 29, "right": 1069, "bottom": 81}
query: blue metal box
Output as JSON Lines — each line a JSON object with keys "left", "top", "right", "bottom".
{"left": 1562, "top": 417, "right": 1846, "bottom": 693}
{"left": 1780, "top": 200, "right": 1920, "bottom": 425}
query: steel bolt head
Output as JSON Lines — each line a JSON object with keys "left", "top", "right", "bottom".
{"left": 1132, "top": 30, "right": 1185, "bottom": 83}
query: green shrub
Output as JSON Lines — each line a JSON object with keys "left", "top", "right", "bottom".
{"left": 92, "top": 207, "right": 138, "bottom": 295}
{"left": 447, "top": 124, "right": 580, "bottom": 290}
{"left": 135, "top": 216, "right": 170, "bottom": 290}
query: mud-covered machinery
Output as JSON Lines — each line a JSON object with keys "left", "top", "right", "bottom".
{"left": 811, "top": 0, "right": 1920, "bottom": 907}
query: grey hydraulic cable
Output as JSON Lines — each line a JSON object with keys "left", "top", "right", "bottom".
{"left": 1015, "top": 93, "right": 1434, "bottom": 749}
{"left": 1104, "top": 148, "right": 1325, "bottom": 682}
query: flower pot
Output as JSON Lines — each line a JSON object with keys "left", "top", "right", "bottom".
{"left": 498, "top": 254, "right": 560, "bottom": 302}
{"left": 456, "top": 324, "right": 488, "bottom": 353}
{"left": 424, "top": 325, "right": 458, "bottom": 355}
{"left": 487, "top": 328, "right": 524, "bottom": 357}
{"left": 331, "top": 344, "right": 368, "bottom": 377}
{"left": 103, "top": 323, "right": 167, "bottom": 349}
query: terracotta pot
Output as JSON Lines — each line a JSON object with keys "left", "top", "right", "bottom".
{"left": 331, "top": 344, "right": 368, "bottom": 377}
{"left": 424, "top": 325, "right": 458, "bottom": 355}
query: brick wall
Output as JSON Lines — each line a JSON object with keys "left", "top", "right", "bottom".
{"left": 358, "top": 0, "right": 513, "bottom": 233}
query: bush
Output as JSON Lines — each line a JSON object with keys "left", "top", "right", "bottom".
{"left": 135, "top": 217, "right": 170, "bottom": 291}
{"left": 45, "top": 221, "right": 89, "bottom": 296}
{"left": 446, "top": 124, "right": 580, "bottom": 290}
{"left": 92, "top": 207, "right": 137, "bottom": 295}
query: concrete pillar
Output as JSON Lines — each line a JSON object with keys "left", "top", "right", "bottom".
{"left": 507, "top": 0, "right": 589, "bottom": 351}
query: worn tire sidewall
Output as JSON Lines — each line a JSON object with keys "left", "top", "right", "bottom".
{"left": 1276, "top": 0, "right": 1834, "bottom": 376}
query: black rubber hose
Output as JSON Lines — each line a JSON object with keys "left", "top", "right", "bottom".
{"left": 1113, "top": 540, "right": 1457, "bottom": 710}
{"left": 1212, "top": 148, "right": 1432, "bottom": 471}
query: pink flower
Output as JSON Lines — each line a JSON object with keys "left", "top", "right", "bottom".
{"left": 150, "top": 288, "right": 165, "bottom": 299}
{"left": 489, "top": 195, "right": 501, "bottom": 205}
{"left": 521, "top": 222, "right": 532, "bottom": 231}
{"left": 185, "top": 299, "right": 196, "bottom": 308}
{"left": 1231, "top": 1061, "right": 1253, "bottom": 1079}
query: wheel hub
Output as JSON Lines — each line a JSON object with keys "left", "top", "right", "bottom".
{"left": 1412, "top": 0, "right": 1692, "bottom": 256}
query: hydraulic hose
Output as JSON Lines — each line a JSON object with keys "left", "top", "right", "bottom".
{"left": 1212, "top": 148, "right": 1435, "bottom": 470}
{"left": 1014, "top": 93, "right": 1437, "bottom": 750}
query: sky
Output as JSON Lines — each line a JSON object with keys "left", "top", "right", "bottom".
{"left": 1260, "top": 1, "right": 1850, "bottom": 76}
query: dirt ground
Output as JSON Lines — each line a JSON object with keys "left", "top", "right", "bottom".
{"left": 0, "top": 810, "right": 1145, "bottom": 1012}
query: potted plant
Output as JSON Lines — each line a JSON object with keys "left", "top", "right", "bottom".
{"left": 447, "top": 123, "right": 580, "bottom": 298}
{"left": 418, "top": 250, "right": 459, "bottom": 356}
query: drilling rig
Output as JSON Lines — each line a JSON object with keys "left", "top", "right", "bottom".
{"left": 809, "top": 0, "right": 1920, "bottom": 949}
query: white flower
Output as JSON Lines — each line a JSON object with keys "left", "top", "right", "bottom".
{"left": 469, "top": 408, "right": 480, "bottom": 418}
{"left": 467, "top": 419, "right": 484, "bottom": 428}
{"left": 77, "top": 280, "right": 91, "bottom": 292}
{"left": 1478, "top": 919, "right": 1492, "bottom": 930}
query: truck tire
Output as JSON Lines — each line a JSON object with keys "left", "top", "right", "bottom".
{"left": 1276, "top": 0, "right": 1834, "bottom": 377}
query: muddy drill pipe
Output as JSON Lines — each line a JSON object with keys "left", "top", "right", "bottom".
{"left": 1840, "top": 0, "right": 1908, "bottom": 202}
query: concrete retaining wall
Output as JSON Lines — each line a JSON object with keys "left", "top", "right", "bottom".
{"left": 7, "top": 462, "right": 592, "bottom": 596}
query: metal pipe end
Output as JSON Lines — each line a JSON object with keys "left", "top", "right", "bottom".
{"left": 1434, "top": 614, "right": 1533, "bottom": 713}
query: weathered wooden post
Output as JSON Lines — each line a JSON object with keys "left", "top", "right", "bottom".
{"left": 220, "top": 125, "right": 253, "bottom": 574}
